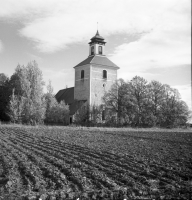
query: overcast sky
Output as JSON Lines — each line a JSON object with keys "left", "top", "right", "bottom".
{"left": 0, "top": 0, "right": 191, "bottom": 108}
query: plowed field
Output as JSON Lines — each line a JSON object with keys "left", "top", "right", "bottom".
{"left": 0, "top": 125, "right": 192, "bottom": 199}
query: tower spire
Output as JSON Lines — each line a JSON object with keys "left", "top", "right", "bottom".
{"left": 96, "top": 22, "right": 99, "bottom": 36}
{"left": 89, "top": 25, "right": 106, "bottom": 56}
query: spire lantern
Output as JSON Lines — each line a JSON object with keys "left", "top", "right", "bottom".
{"left": 89, "top": 30, "right": 106, "bottom": 45}
{"left": 89, "top": 30, "right": 106, "bottom": 56}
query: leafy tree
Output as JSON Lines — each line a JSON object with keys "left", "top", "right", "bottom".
{"left": 173, "top": 100, "right": 190, "bottom": 126}
{"left": 102, "top": 79, "right": 127, "bottom": 125}
{"left": 0, "top": 73, "right": 10, "bottom": 121}
{"left": 44, "top": 80, "right": 55, "bottom": 121}
{"left": 8, "top": 61, "right": 46, "bottom": 124}
{"left": 103, "top": 77, "right": 151, "bottom": 126}
{"left": 103, "top": 76, "right": 190, "bottom": 127}
{"left": 44, "top": 80, "right": 70, "bottom": 125}
{"left": 128, "top": 76, "right": 149, "bottom": 126}
{"left": 8, "top": 89, "right": 24, "bottom": 123}
{"left": 159, "top": 85, "right": 189, "bottom": 127}
{"left": 0, "top": 73, "right": 8, "bottom": 86}
{"left": 8, "top": 65, "right": 27, "bottom": 97}
{"left": 141, "top": 80, "right": 165, "bottom": 126}
{"left": 47, "top": 101, "right": 69, "bottom": 125}
{"left": 89, "top": 105, "right": 107, "bottom": 126}
{"left": 74, "top": 102, "right": 90, "bottom": 126}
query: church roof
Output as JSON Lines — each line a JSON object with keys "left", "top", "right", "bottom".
{"left": 55, "top": 87, "right": 74, "bottom": 105}
{"left": 55, "top": 87, "right": 87, "bottom": 115}
{"left": 89, "top": 30, "right": 106, "bottom": 45}
{"left": 91, "top": 30, "right": 104, "bottom": 40}
{"left": 74, "top": 55, "right": 120, "bottom": 69}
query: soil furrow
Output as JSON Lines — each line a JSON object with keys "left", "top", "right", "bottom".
{"left": 10, "top": 136, "right": 118, "bottom": 191}
{"left": 9, "top": 135, "right": 150, "bottom": 190}
{"left": 9, "top": 131, "right": 184, "bottom": 190}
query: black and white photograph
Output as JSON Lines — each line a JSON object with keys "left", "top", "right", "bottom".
{"left": 0, "top": 0, "right": 191, "bottom": 199}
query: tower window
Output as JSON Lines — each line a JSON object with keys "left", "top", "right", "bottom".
{"left": 99, "top": 46, "right": 102, "bottom": 54}
{"left": 91, "top": 46, "right": 94, "bottom": 55}
{"left": 81, "top": 70, "right": 84, "bottom": 79}
{"left": 103, "top": 70, "right": 107, "bottom": 79}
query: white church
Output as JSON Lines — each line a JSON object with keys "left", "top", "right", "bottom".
{"left": 55, "top": 30, "right": 120, "bottom": 123}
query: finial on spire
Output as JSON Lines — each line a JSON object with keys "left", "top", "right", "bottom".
{"left": 96, "top": 22, "right": 99, "bottom": 36}
{"left": 89, "top": 23, "right": 105, "bottom": 42}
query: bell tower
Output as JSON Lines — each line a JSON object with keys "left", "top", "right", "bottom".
{"left": 74, "top": 30, "right": 119, "bottom": 106}
{"left": 89, "top": 30, "right": 106, "bottom": 56}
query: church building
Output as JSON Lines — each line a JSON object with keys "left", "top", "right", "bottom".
{"left": 55, "top": 30, "right": 120, "bottom": 123}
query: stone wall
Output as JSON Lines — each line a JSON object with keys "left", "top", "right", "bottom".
{"left": 74, "top": 65, "right": 90, "bottom": 102}
{"left": 74, "top": 63, "right": 118, "bottom": 106}
{"left": 90, "top": 64, "right": 117, "bottom": 106}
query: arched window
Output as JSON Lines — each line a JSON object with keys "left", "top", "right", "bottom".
{"left": 103, "top": 70, "right": 107, "bottom": 79}
{"left": 98, "top": 46, "right": 102, "bottom": 54}
{"left": 81, "top": 70, "right": 84, "bottom": 79}
{"left": 91, "top": 46, "right": 94, "bottom": 55}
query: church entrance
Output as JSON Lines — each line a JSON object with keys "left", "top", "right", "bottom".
{"left": 70, "top": 117, "right": 73, "bottom": 124}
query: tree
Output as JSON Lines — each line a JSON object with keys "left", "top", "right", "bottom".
{"left": 44, "top": 80, "right": 55, "bottom": 122}
{"left": 0, "top": 73, "right": 10, "bottom": 121}
{"left": 8, "top": 89, "right": 24, "bottom": 123}
{"left": 46, "top": 101, "right": 69, "bottom": 125}
{"left": 128, "top": 76, "right": 149, "bottom": 126}
{"left": 103, "top": 77, "right": 151, "bottom": 126}
{"left": 173, "top": 100, "right": 190, "bottom": 126}
{"left": 8, "top": 61, "right": 46, "bottom": 124}
{"left": 103, "top": 76, "right": 190, "bottom": 127}
{"left": 89, "top": 105, "right": 106, "bottom": 126}
{"left": 44, "top": 80, "right": 70, "bottom": 125}
{"left": 74, "top": 102, "right": 90, "bottom": 126}
{"left": 158, "top": 85, "right": 189, "bottom": 127}
{"left": 145, "top": 80, "right": 165, "bottom": 126}
{"left": 102, "top": 79, "right": 127, "bottom": 125}
{"left": 0, "top": 73, "right": 8, "bottom": 86}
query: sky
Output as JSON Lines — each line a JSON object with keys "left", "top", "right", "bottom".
{"left": 0, "top": 0, "right": 191, "bottom": 109}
